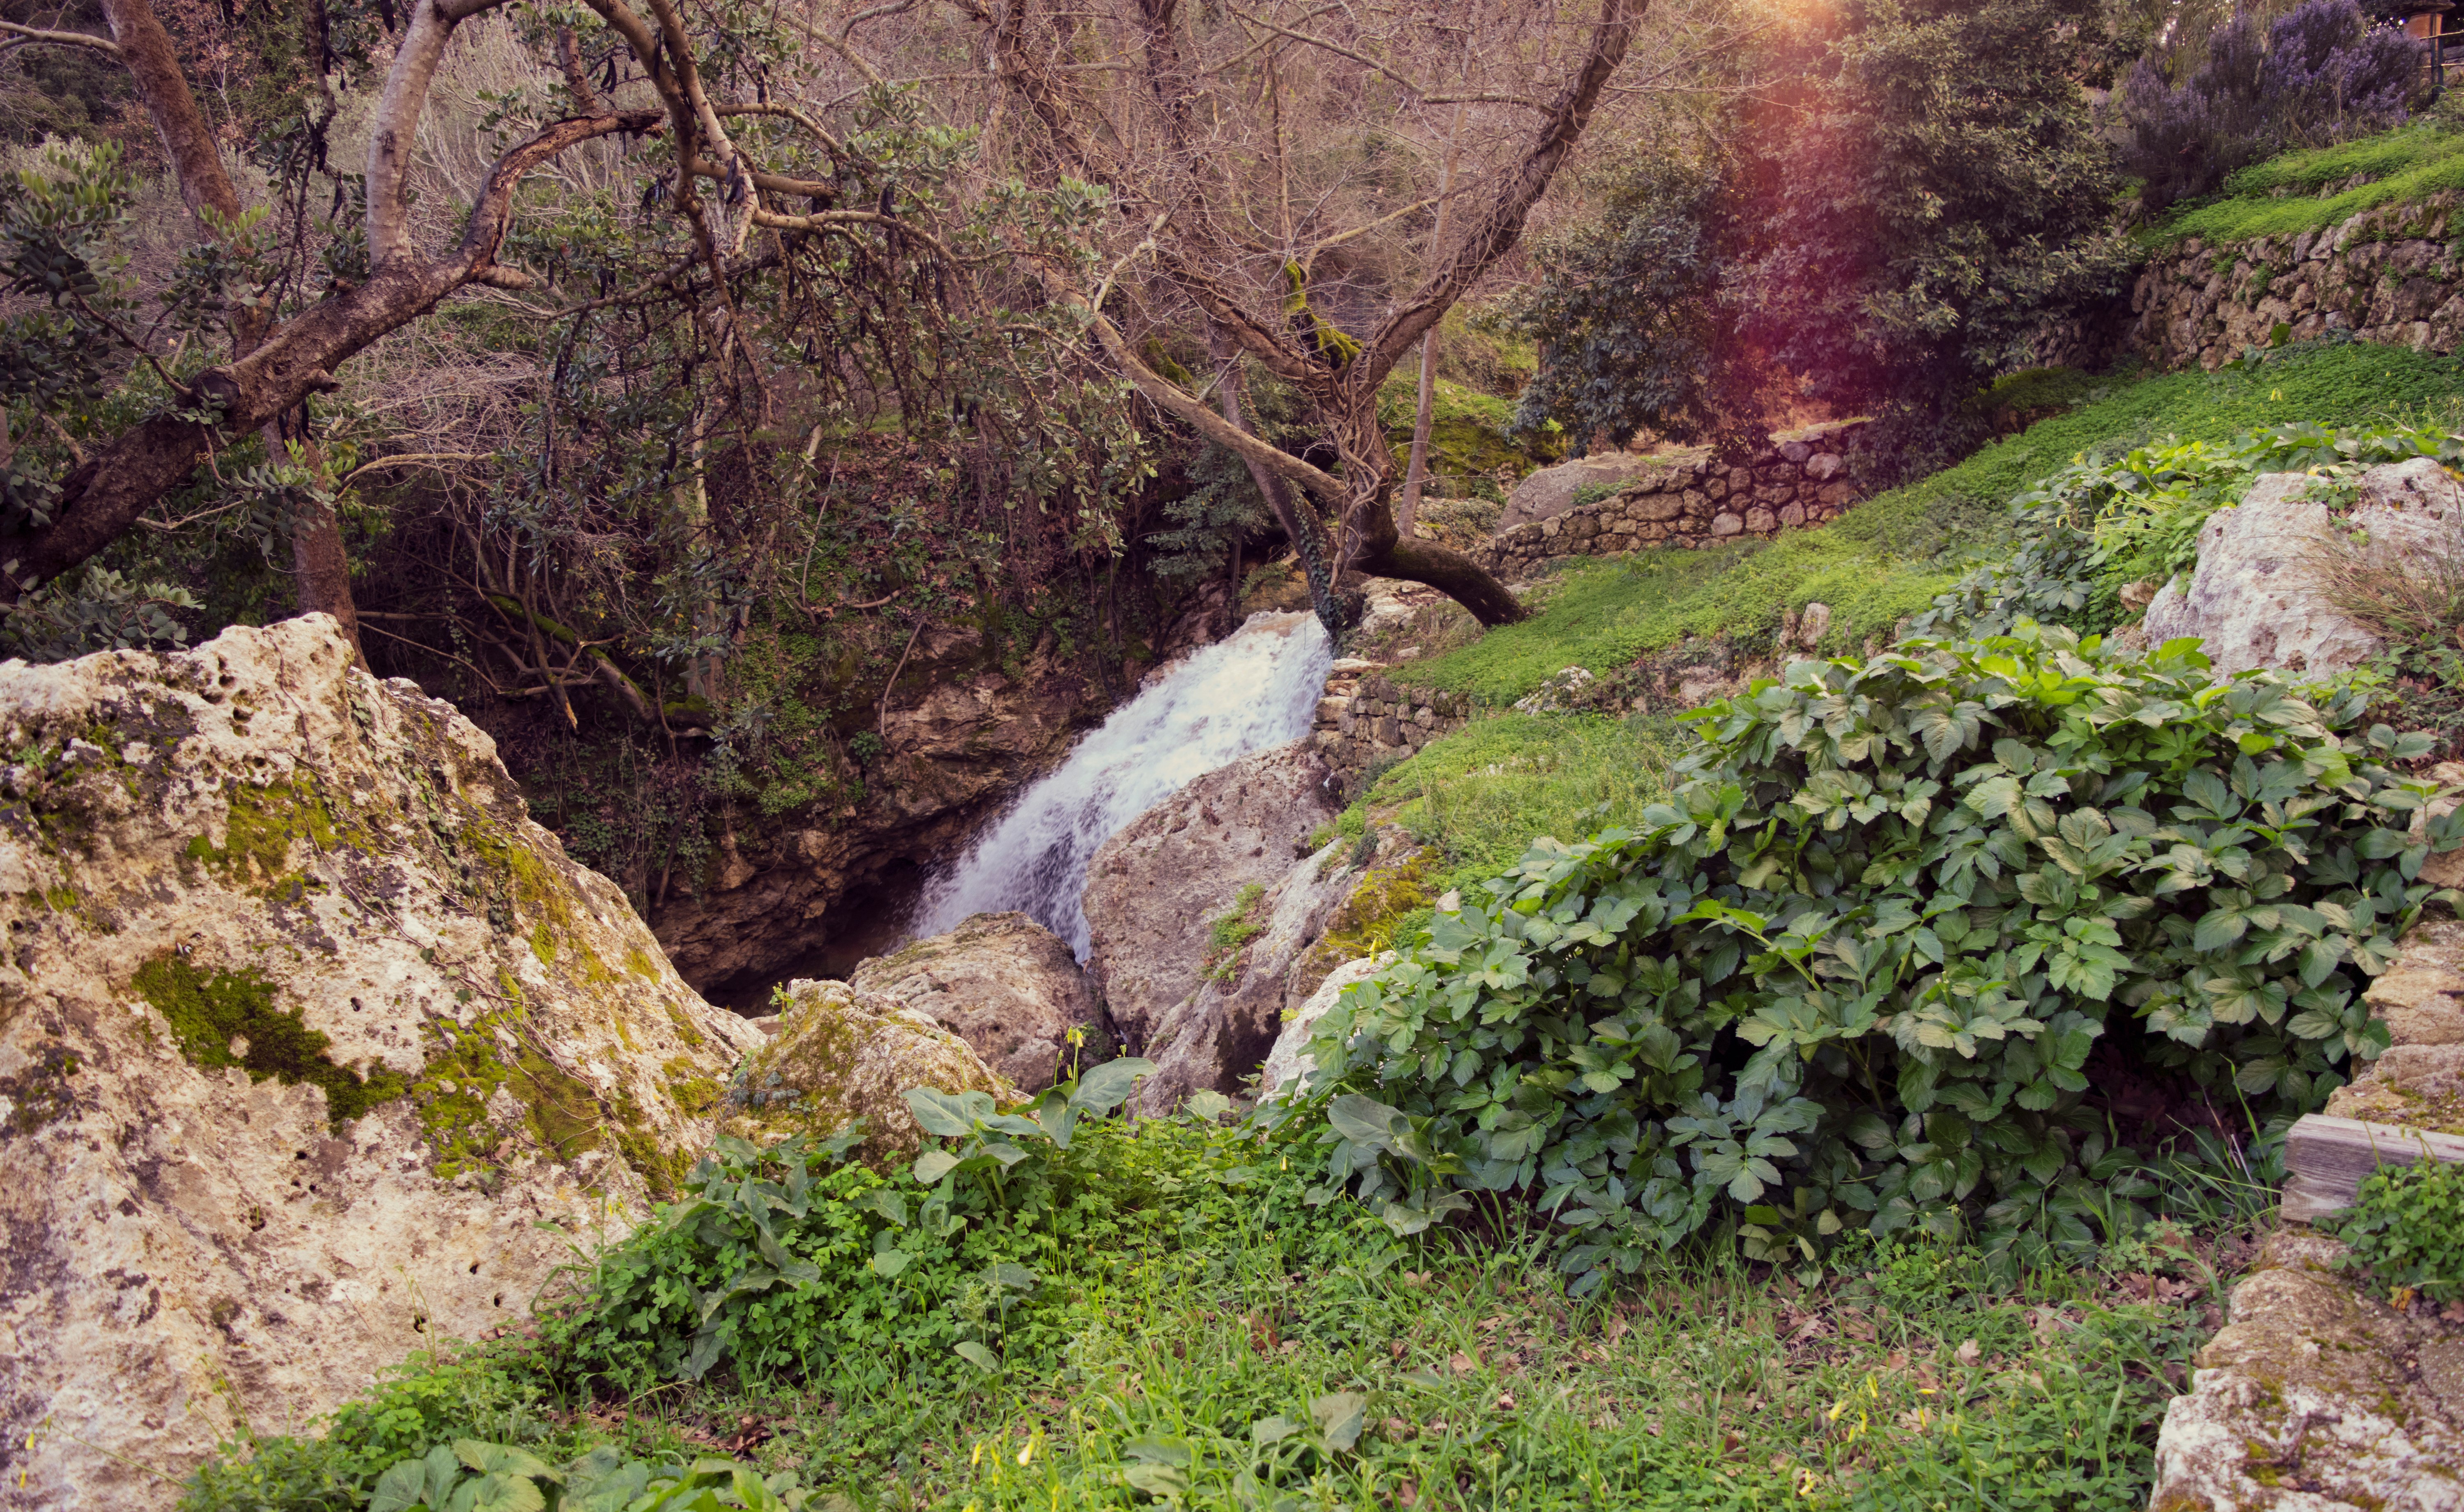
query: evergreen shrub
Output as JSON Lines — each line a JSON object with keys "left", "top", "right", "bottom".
{"left": 1296, "top": 623, "right": 2461, "bottom": 1290}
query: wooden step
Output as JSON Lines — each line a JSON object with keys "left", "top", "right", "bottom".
{"left": 2279, "top": 1113, "right": 2464, "bottom": 1224}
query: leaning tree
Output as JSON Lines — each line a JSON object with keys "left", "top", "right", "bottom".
{"left": 962, "top": 0, "right": 1648, "bottom": 632}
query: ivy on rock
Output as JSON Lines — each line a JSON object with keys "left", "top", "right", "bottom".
{"left": 1298, "top": 623, "right": 2462, "bottom": 1288}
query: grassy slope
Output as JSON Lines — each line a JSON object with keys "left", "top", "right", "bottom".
{"left": 185, "top": 1123, "right": 2230, "bottom": 1512}
{"left": 1393, "top": 341, "right": 2464, "bottom": 707}
{"left": 2155, "top": 120, "right": 2464, "bottom": 246}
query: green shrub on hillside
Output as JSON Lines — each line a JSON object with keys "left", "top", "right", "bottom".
{"left": 1362, "top": 713, "right": 1680, "bottom": 894}
{"left": 2335, "top": 1155, "right": 2464, "bottom": 1304}
{"left": 1298, "top": 623, "right": 2459, "bottom": 1290}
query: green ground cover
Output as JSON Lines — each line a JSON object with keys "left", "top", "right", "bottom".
{"left": 182, "top": 1107, "right": 2237, "bottom": 1512}
{"left": 1352, "top": 712, "right": 1679, "bottom": 900}
{"left": 2152, "top": 121, "right": 2464, "bottom": 247}
{"left": 1392, "top": 341, "right": 2464, "bottom": 706}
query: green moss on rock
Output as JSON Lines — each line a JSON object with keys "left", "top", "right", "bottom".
{"left": 136, "top": 954, "right": 406, "bottom": 1131}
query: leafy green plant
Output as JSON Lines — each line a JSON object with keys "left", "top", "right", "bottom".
{"left": 2335, "top": 1155, "right": 2464, "bottom": 1304}
{"left": 541, "top": 1061, "right": 1165, "bottom": 1387}
{"left": 1299, "top": 621, "right": 2460, "bottom": 1291}
{"left": 369, "top": 1440, "right": 814, "bottom": 1512}
{"left": 1202, "top": 885, "right": 1267, "bottom": 981}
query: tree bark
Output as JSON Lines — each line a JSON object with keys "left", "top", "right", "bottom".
{"left": 1206, "top": 325, "right": 1340, "bottom": 638}
{"left": 1397, "top": 104, "right": 1466, "bottom": 542}
{"left": 980, "top": 0, "right": 1643, "bottom": 632}
{"left": 0, "top": 99, "right": 657, "bottom": 604}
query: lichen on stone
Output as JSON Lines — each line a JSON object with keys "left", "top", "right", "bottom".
{"left": 724, "top": 978, "right": 1013, "bottom": 1157}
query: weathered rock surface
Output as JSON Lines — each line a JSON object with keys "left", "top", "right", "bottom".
{"left": 1481, "top": 422, "right": 1870, "bottom": 577}
{"left": 847, "top": 912, "right": 1110, "bottom": 1092}
{"left": 2141, "top": 460, "right": 2463, "bottom": 676}
{"left": 1497, "top": 451, "right": 1673, "bottom": 531}
{"left": 1135, "top": 840, "right": 1361, "bottom": 1112}
{"left": 2153, "top": 885, "right": 2464, "bottom": 1509}
{"left": 1257, "top": 952, "right": 1388, "bottom": 1101}
{"left": 0, "top": 617, "right": 760, "bottom": 1512}
{"left": 720, "top": 977, "right": 1013, "bottom": 1155}
{"left": 2149, "top": 1232, "right": 2464, "bottom": 1511}
{"left": 2128, "top": 197, "right": 2464, "bottom": 373}
{"left": 1082, "top": 742, "right": 1342, "bottom": 1050}
{"left": 648, "top": 625, "right": 1117, "bottom": 1004}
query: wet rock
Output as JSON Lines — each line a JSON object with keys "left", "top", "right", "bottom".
{"left": 648, "top": 625, "right": 1110, "bottom": 1005}
{"left": 1135, "top": 841, "right": 1361, "bottom": 1112}
{"left": 847, "top": 911, "right": 1110, "bottom": 1092}
{"left": 0, "top": 617, "right": 758, "bottom": 1512}
{"left": 1081, "top": 742, "right": 1342, "bottom": 1050}
{"left": 721, "top": 978, "right": 1013, "bottom": 1157}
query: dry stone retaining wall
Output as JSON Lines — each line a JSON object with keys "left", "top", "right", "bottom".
{"left": 1478, "top": 422, "right": 1870, "bottom": 580}
{"left": 2129, "top": 194, "right": 2464, "bottom": 371}
{"left": 1310, "top": 662, "right": 1471, "bottom": 794}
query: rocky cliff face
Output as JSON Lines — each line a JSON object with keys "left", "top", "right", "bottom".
{"left": 648, "top": 627, "right": 1113, "bottom": 1004}
{"left": 0, "top": 618, "right": 761, "bottom": 1512}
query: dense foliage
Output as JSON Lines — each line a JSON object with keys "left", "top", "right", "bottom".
{"left": 536, "top": 1062, "right": 1377, "bottom": 1391}
{"left": 367, "top": 1441, "right": 815, "bottom": 1512}
{"left": 1300, "top": 623, "right": 2460, "bottom": 1291}
{"left": 2123, "top": 0, "right": 2423, "bottom": 212}
{"left": 1489, "top": 159, "right": 1761, "bottom": 456}
{"left": 2335, "top": 1155, "right": 2464, "bottom": 1304}
{"left": 1501, "top": 0, "right": 2131, "bottom": 472}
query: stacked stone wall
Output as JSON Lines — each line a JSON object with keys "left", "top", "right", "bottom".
{"left": 1477, "top": 421, "right": 1870, "bottom": 580}
{"left": 1309, "top": 662, "right": 1471, "bottom": 794}
{"left": 2128, "top": 194, "right": 2464, "bottom": 371}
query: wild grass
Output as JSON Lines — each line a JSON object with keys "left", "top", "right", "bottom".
{"left": 184, "top": 1133, "right": 2238, "bottom": 1512}
{"left": 2152, "top": 121, "right": 2464, "bottom": 246}
{"left": 1358, "top": 713, "right": 1681, "bottom": 896}
{"left": 1395, "top": 342, "right": 2464, "bottom": 705}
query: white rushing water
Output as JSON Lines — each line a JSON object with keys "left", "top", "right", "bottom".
{"left": 911, "top": 610, "right": 1333, "bottom": 958}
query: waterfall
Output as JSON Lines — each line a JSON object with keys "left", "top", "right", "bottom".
{"left": 912, "top": 611, "right": 1333, "bottom": 958}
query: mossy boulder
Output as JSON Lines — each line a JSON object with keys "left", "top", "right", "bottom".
{"left": 723, "top": 978, "right": 1014, "bottom": 1156}
{"left": 848, "top": 911, "right": 1113, "bottom": 1093}
{"left": 2149, "top": 1232, "right": 2464, "bottom": 1510}
{"left": 0, "top": 617, "right": 761, "bottom": 1512}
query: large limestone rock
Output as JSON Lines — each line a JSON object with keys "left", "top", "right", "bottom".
{"left": 847, "top": 912, "right": 1111, "bottom": 1092}
{"left": 2149, "top": 1232, "right": 2464, "bottom": 1511}
{"left": 1082, "top": 742, "right": 1342, "bottom": 1050}
{"left": 0, "top": 617, "right": 761, "bottom": 1512}
{"left": 1496, "top": 451, "right": 1672, "bottom": 532}
{"left": 2140, "top": 458, "right": 2463, "bottom": 676}
{"left": 721, "top": 977, "right": 1014, "bottom": 1155}
{"left": 1135, "top": 840, "right": 1361, "bottom": 1112}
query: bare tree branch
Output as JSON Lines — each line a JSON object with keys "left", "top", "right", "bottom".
{"left": 0, "top": 19, "right": 118, "bottom": 57}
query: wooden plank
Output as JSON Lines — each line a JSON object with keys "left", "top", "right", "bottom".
{"left": 2279, "top": 1113, "right": 2464, "bottom": 1224}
